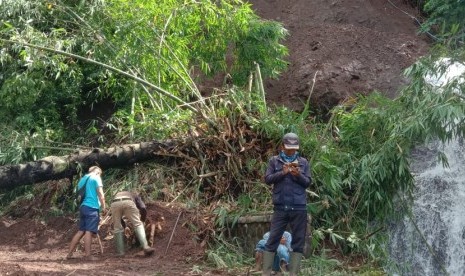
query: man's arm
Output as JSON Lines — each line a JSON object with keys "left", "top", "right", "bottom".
{"left": 97, "top": 186, "right": 106, "bottom": 210}
{"left": 264, "top": 157, "right": 287, "bottom": 185}
{"left": 134, "top": 194, "right": 147, "bottom": 222}
{"left": 291, "top": 158, "right": 311, "bottom": 188}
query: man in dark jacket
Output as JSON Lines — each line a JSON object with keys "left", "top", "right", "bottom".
{"left": 111, "top": 191, "right": 155, "bottom": 256}
{"left": 262, "top": 133, "right": 311, "bottom": 276}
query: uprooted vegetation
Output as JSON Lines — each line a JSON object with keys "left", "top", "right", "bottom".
{"left": 0, "top": 90, "right": 277, "bottom": 234}
{"left": 0, "top": 85, "right": 400, "bottom": 275}
{"left": 0, "top": 99, "right": 277, "bottom": 274}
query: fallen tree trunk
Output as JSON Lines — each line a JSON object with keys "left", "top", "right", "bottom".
{"left": 0, "top": 140, "right": 181, "bottom": 190}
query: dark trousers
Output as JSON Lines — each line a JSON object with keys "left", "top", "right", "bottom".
{"left": 264, "top": 209, "right": 308, "bottom": 253}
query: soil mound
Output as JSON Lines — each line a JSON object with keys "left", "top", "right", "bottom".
{"left": 248, "top": 0, "right": 430, "bottom": 113}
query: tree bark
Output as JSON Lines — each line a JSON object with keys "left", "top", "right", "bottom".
{"left": 0, "top": 140, "right": 180, "bottom": 190}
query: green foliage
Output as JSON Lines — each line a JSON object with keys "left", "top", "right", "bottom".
{"left": 299, "top": 249, "right": 384, "bottom": 275}
{"left": 108, "top": 108, "right": 193, "bottom": 141}
{"left": 422, "top": 0, "right": 465, "bottom": 47}
{"left": 0, "top": 125, "right": 65, "bottom": 165}
{"left": 0, "top": 0, "right": 289, "bottom": 151}
{"left": 206, "top": 236, "right": 250, "bottom": 269}
{"left": 233, "top": 19, "right": 289, "bottom": 84}
{"left": 0, "top": 0, "right": 112, "bottom": 144}
{"left": 400, "top": 56, "right": 465, "bottom": 143}
{"left": 300, "top": 252, "right": 343, "bottom": 276}
{"left": 85, "top": 0, "right": 288, "bottom": 139}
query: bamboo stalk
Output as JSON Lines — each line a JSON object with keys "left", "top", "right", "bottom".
{"left": 60, "top": 5, "right": 188, "bottom": 111}
{"left": 247, "top": 71, "right": 253, "bottom": 112}
{"left": 0, "top": 38, "right": 197, "bottom": 113}
{"left": 304, "top": 70, "right": 319, "bottom": 113}
{"left": 254, "top": 62, "right": 266, "bottom": 112}
{"left": 235, "top": 214, "right": 273, "bottom": 224}
{"left": 130, "top": 87, "right": 136, "bottom": 138}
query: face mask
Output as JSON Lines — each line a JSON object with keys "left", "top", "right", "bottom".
{"left": 279, "top": 151, "right": 299, "bottom": 163}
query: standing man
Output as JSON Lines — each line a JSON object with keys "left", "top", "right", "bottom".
{"left": 67, "top": 166, "right": 106, "bottom": 261}
{"left": 110, "top": 190, "right": 155, "bottom": 256}
{"left": 262, "top": 133, "right": 311, "bottom": 276}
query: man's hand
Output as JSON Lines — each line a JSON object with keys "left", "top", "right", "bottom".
{"left": 283, "top": 164, "right": 291, "bottom": 174}
{"left": 285, "top": 163, "right": 299, "bottom": 176}
{"left": 101, "top": 207, "right": 109, "bottom": 216}
{"left": 290, "top": 165, "right": 300, "bottom": 176}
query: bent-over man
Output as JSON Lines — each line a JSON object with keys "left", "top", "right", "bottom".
{"left": 111, "top": 191, "right": 155, "bottom": 256}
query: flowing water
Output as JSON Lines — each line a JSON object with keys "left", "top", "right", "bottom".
{"left": 387, "top": 58, "right": 465, "bottom": 276}
{"left": 387, "top": 139, "right": 465, "bottom": 275}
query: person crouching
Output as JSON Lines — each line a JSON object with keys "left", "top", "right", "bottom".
{"left": 110, "top": 190, "right": 155, "bottom": 256}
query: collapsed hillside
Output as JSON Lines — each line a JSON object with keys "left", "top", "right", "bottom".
{"left": 247, "top": 0, "right": 430, "bottom": 114}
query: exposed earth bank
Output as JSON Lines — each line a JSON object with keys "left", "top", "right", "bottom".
{"left": 248, "top": 0, "right": 430, "bottom": 113}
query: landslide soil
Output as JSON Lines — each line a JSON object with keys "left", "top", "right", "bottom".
{"left": 0, "top": 0, "right": 430, "bottom": 275}
{"left": 249, "top": 0, "right": 430, "bottom": 113}
{"left": 0, "top": 201, "right": 217, "bottom": 276}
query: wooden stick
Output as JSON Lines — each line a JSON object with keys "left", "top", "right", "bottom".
{"left": 165, "top": 211, "right": 182, "bottom": 255}
{"left": 149, "top": 223, "right": 156, "bottom": 247}
{"left": 96, "top": 210, "right": 110, "bottom": 255}
{"left": 96, "top": 234, "right": 104, "bottom": 254}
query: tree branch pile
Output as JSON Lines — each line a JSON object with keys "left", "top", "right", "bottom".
{"left": 0, "top": 116, "right": 273, "bottom": 207}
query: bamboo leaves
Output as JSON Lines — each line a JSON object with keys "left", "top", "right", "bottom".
{"left": 1, "top": 0, "right": 289, "bottom": 145}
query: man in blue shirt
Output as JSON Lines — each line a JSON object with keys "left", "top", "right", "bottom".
{"left": 66, "top": 166, "right": 106, "bottom": 261}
